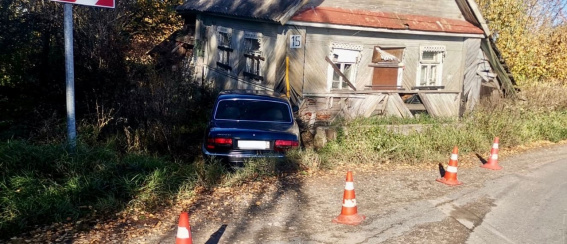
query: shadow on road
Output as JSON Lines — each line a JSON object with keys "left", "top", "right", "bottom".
{"left": 476, "top": 153, "right": 487, "bottom": 165}
{"left": 156, "top": 159, "right": 309, "bottom": 243}
{"left": 205, "top": 224, "right": 228, "bottom": 244}
{"left": 438, "top": 163, "right": 446, "bottom": 177}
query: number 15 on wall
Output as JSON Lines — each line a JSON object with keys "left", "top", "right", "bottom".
{"left": 290, "top": 35, "right": 302, "bottom": 49}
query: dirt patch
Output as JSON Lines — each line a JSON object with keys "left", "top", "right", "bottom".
{"left": 385, "top": 217, "right": 469, "bottom": 244}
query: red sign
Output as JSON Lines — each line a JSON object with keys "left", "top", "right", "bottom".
{"left": 51, "top": 0, "right": 115, "bottom": 8}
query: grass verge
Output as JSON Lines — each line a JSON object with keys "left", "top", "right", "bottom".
{"left": 2, "top": 83, "right": 567, "bottom": 240}
{"left": 0, "top": 141, "right": 206, "bottom": 240}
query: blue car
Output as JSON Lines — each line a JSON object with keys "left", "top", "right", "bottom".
{"left": 202, "top": 90, "right": 300, "bottom": 166}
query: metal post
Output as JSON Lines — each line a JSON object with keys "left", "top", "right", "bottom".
{"left": 286, "top": 56, "right": 290, "bottom": 98}
{"left": 64, "top": 3, "right": 76, "bottom": 151}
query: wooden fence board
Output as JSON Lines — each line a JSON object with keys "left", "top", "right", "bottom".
{"left": 385, "top": 94, "right": 413, "bottom": 118}
{"left": 419, "top": 93, "right": 459, "bottom": 117}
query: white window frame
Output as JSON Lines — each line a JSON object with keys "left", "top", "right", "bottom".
{"left": 216, "top": 26, "right": 232, "bottom": 71}
{"left": 326, "top": 44, "right": 362, "bottom": 91}
{"left": 243, "top": 32, "right": 263, "bottom": 82}
{"left": 416, "top": 46, "right": 445, "bottom": 87}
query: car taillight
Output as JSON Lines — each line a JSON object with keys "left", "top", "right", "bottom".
{"left": 206, "top": 137, "right": 233, "bottom": 150}
{"left": 274, "top": 140, "right": 299, "bottom": 152}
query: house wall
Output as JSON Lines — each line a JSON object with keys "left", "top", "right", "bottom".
{"left": 192, "top": 14, "right": 482, "bottom": 119}
{"left": 281, "top": 27, "right": 306, "bottom": 99}
{"left": 463, "top": 38, "right": 482, "bottom": 113}
{"left": 301, "top": 27, "right": 469, "bottom": 94}
{"left": 198, "top": 16, "right": 285, "bottom": 91}
{"left": 196, "top": 15, "right": 476, "bottom": 97}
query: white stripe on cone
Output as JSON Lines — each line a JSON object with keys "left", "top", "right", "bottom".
{"left": 345, "top": 182, "right": 354, "bottom": 190}
{"left": 493, "top": 143, "right": 499, "bottom": 149}
{"left": 450, "top": 154, "right": 458, "bottom": 160}
{"left": 446, "top": 166, "right": 458, "bottom": 173}
{"left": 177, "top": 227, "right": 190, "bottom": 239}
{"left": 491, "top": 154, "right": 498, "bottom": 160}
{"left": 343, "top": 199, "right": 357, "bottom": 208}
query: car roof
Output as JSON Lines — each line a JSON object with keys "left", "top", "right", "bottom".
{"left": 217, "top": 90, "right": 290, "bottom": 102}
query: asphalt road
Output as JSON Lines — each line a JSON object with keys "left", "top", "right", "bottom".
{"left": 467, "top": 158, "right": 567, "bottom": 244}
{"left": 124, "top": 143, "right": 567, "bottom": 244}
{"left": 388, "top": 145, "right": 567, "bottom": 244}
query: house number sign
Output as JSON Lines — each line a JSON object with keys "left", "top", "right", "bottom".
{"left": 290, "top": 35, "right": 302, "bottom": 48}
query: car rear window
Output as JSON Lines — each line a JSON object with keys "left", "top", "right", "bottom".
{"left": 215, "top": 99, "right": 292, "bottom": 122}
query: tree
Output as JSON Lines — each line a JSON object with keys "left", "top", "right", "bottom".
{"left": 0, "top": 0, "right": 186, "bottom": 141}
{"left": 477, "top": 0, "right": 567, "bottom": 85}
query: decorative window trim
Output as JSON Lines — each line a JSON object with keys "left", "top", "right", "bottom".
{"left": 244, "top": 31, "right": 262, "bottom": 40}
{"left": 331, "top": 43, "right": 363, "bottom": 51}
{"left": 416, "top": 45, "right": 445, "bottom": 87}
{"left": 326, "top": 46, "right": 361, "bottom": 91}
{"left": 420, "top": 45, "right": 446, "bottom": 53}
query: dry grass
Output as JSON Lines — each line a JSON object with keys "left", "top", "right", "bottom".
{"left": 316, "top": 83, "right": 567, "bottom": 167}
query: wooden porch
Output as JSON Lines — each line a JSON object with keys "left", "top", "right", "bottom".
{"left": 299, "top": 90, "right": 461, "bottom": 125}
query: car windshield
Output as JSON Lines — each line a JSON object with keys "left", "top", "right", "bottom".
{"left": 215, "top": 99, "right": 292, "bottom": 123}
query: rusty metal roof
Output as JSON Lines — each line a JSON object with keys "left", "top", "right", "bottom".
{"left": 176, "top": 0, "right": 305, "bottom": 23}
{"left": 291, "top": 7, "right": 484, "bottom": 35}
{"left": 303, "top": 0, "right": 467, "bottom": 21}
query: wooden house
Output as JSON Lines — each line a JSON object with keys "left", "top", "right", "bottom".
{"left": 176, "top": 0, "right": 514, "bottom": 121}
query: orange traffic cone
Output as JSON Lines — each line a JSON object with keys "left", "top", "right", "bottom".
{"left": 437, "top": 146, "right": 462, "bottom": 186}
{"left": 176, "top": 212, "right": 193, "bottom": 244}
{"left": 333, "top": 171, "right": 365, "bottom": 225}
{"left": 481, "top": 137, "right": 502, "bottom": 170}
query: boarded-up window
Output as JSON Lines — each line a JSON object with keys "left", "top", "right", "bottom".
{"left": 243, "top": 32, "right": 264, "bottom": 81}
{"left": 216, "top": 26, "right": 232, "bottom": 71}
{"left": 372, "top": 47, "right": 404, "bottom": 63}
{"left": 370, "top": 46, "right": 405, "bottom": 90}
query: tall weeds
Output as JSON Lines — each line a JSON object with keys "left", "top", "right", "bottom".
{"left": 318, "top": 83, "right": 567, "bottom": 165}
{"left": 0, "top": 141, "right": 203, "bottom": 239}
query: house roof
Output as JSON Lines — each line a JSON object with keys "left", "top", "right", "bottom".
{"left": 176, "top": 0, "right": 306, "bottom": 23}
{"left": 290, "top": 7, "right": 484, "bottom": 35}
{"left": 177, "top": 0, "right": 488, "bottom": 36}
{"left": 303, "top": 0, "right": 466, "bottom": 21}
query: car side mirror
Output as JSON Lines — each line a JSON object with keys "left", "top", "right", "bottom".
{"left": 292, "top": 105, "right": 299, "bottom": 113}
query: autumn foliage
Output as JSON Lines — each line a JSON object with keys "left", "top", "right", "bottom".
{"left": 477, "top": 0, "right": 567, "bottom": 85}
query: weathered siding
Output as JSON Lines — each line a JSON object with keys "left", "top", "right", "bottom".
{"left": 192, "top": 14, "right": 477, "bottom": 119}
{"left": 285, "top": 27, "right": 306, "bottom": 98}
{"left": 419, "top": 93, "right": 460, "bottom": 117}
{"left": 305, "top": 0, "right": 466, "bottom": 20}
{"left": 463, "top": 38, "right": 482, "bottom": 112}
{"left": 302, "top": 27, "right": 467, "bottom": 94}
{"left": 201, "top": 16, "right": 284, "bottom": 91}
